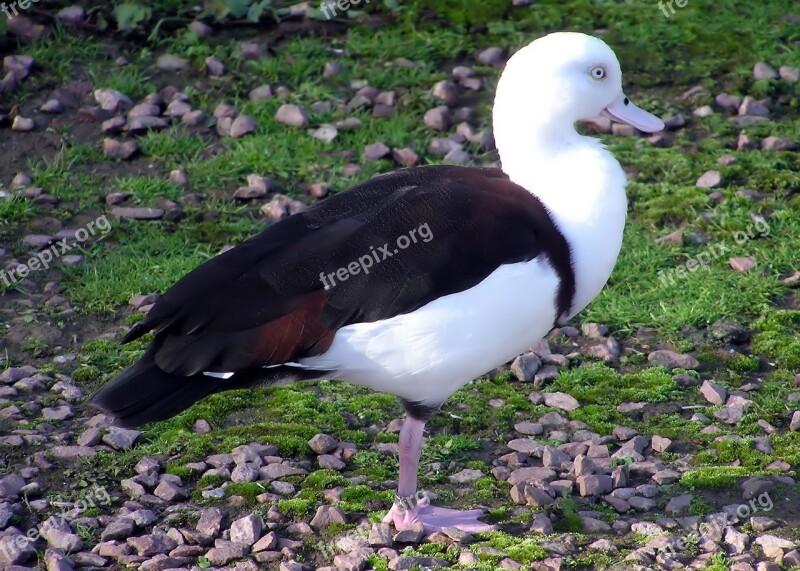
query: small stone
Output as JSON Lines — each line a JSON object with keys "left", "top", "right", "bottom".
{"left": 700, "top": 380, "right": 727, "bottom": 405}
{"left": 310, "top": 505, "right": 347, "bottom": 530}
{"left": 741, "top": 477, "right": 774, "bottom": 500}
{"left": 94, "top": 88, "right": 133, "bottom": 113}
{"left": 648, "top": 350, "right": 700, "bottom": 370}
{"left": 423, "top": 106, "right": 451, "bottom": 131}
{"left": 392, "top": 522, "right": 425, "bottom": 543}
{"left": 715, "top": 93, "right": 742, "bottom": 111}
{"left": 651, "top": 435, "right": 673, "bottom": 453}
{"left": 363, "top": 142, "right": 391, "bottom": 161}
{"left": 739, "top": 96, "right": 769, "bottom": 116}
{"left": 42, "top": 406, "right": 73, "bottom": 421}
{"left": 112, "top": 206, "right": 164, "bottom": 220}
{"left": 790, "top": 411, "right": 800, "bottom": 431}
{"left": 274, "top": 104, "right": 309, "bottom": 127}
{"left": 102, "top": 427, "right": 141, "bottom": 450}
{"left": 205, "top": 56, "right": 225, "bottom": 76}
{"left": 666, "top": 494, "right": 693, "bottom": 515}
{"left": 103, "top": 138, "right": 140, "bottom": 160}
{"left": 753, "top": 62, "right": 778, "bottom": 80}
{"left": 476, "top": 46, "right": 504, "bottom": 66}
{"left": 432, "top": 80, "right": 459, "bottom": 106}
{"left": 510, "top": 352, "right": 541, "bottom": 382}
{"left": 696, "top": 170, "right": 724, "bottom": 189}
{"left": 153, "top": 480, "right": 187, "bottom": 501}
{"left": 241, "top": 41, "right": 265, "bottom": 60}
{"left": 530, "top": 512, "right": 554, "bottom": 534}
{"left": 543, "top": 392, "right": 579, "bottom": 411}
{"left": 577, "top": 475, "right": 613, "bottom": 496}
{"left": 323, "top": 61, "right": 343, "bottom": 78}
{"left": 449, "top": 469, "right": 484, "bottom": 484}
{"left": 761, "top": 136, "right": 797, "bottom": 151}
{"left": 730, "top": 257, "right": 756, "bottom": 273}
{"left": 230, "top": 514, "right": 262, "bottom": 546}
{"left": 41, "top": 99, "right": 64, "bottom": 114}
{"left": 12, "top": 116, "right": 35, "bottom": 131}
{"left": 779, "top": 66, "right": 800, "bottom": 82}
{"left": 310, "top": 124, "right": 338, "bottom": 142}
{"left": 230, "top": 115, "right": 258, "bottom": 138}
{"left": 156, "top": 55, "right": 190, "bottom": 72}
{"left": 392, "top": 147, "right": 418, "bottom": 167}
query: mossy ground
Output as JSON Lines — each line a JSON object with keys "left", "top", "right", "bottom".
{"left": 1, "top": 0, "right": 799, "bottom": 568}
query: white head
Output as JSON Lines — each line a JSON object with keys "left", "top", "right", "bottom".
{"left": 493, "top": 32, "right": 663, "bottom": 148}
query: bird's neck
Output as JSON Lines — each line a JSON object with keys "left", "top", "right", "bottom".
{"left": 495, "top": 121, "right": 630, "bottom": 317}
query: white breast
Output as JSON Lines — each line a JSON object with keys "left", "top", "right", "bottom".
{"left": 300, "top": 256, "right": 560, "bottom": 405}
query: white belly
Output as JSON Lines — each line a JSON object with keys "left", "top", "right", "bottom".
{"left": 300, "top": 256, "right": 560, "bottom": 405}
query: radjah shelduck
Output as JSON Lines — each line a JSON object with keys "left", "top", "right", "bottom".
{"left": 92, "top": 32, "right": 664, "bottom": 532}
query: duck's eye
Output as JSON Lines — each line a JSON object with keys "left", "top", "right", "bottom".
{"left": 590, "top": 65, "right": 606, "bottom": 80}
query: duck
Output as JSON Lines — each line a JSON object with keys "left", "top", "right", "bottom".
{"left": 91, "top": 31, "right": 664, "bottom": 533}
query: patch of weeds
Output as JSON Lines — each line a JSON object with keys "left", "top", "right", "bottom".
{"left": 680, "top": 466, "right": 762, "bottom": 489}
{"left": 552, "top": 494, "right": 583, "bottom": 533}
{"left": 197, "top": 474, "right": 225, "bottom": 489}
{"left": 687, "top": 496, "right": 715, "bottom": 516}
{"left": 304, "top": 469, "right": 349, "bottom": 491}
{"left": 277, "top": 498, "right": 314, "bottom": 517}
{"left": 422, "top": 434, "right": 482, "bottom": 464}
{"left": 225, "top": 482, "right": 268, "bottom": 504}
{"left": 338, "top": 485, "right": 391, "bottom": 512}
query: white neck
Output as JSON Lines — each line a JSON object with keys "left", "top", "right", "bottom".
{"left": 494, "top": 119, "right": 629, "bottom": 318}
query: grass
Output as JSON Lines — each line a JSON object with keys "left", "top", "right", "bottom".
{"left": 1, "top": 0, "right": 800, "bottom": 568}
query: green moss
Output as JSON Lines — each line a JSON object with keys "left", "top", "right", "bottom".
{"left": 277, "top": 498, "right": 314, "bottom": 517}
{"left": 680, "top": 466, "right": 762, "bottom": 489}
{"left": 304, "top": 470, "right": 349, "bottom": 491}
{"left": 225, "top": 482, "right": 268, "bottom": 504}
{"left": 164, "top": 465, "right": 195, "bottom": 479}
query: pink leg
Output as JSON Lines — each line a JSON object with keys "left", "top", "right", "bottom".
{"left": 382, "top": 416, "right": 494, "bottom": 534}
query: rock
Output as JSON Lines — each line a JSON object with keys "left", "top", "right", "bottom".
{"left": 153, "top": 480, "right": 187, "bottom": 501}
{"left": 729, "top": 257, "right": 756, "bottom": 273}
{"left": 231, "top": 464, "right": 259, "bottom": 483}
{"left": 432, "top": 80, "right": 459, "bottom": 106}
{"left": 582, "top": 516, "right": 612, "bottom": 533}
{"left": 101, "top": 517, "right": 136, "bottom": 541}
{"left": 206, "top": 542, "right": 249, "bottom": 566}
{"left": 648, "top": 350, "right": 700, "bottom": 370}
{"left": 94, "top": 88, "right": 133, "bottom": 113}
{"left": 41, "top": 517, "right": 83, "bottom": 551}
{"left": 507, "top": 467, "right": 556, "bottom": 485}
{"left": 112, "top": 206, "right": 164, "bottom": 220}
{"left": 710, "top": 319, "right": 750, "bottom": 343}
{"left": 655, "top": 232, "right": 682, "bottom": 248}
{"left": 41, "top": 99, "right": 64, "bottom": 113}
{"left": 739, "top": 96, "right": 769, "bottom": 116}
{"left": 577, "top": 475, "right": 613, "bottom": 496}
{"left": 102, "top": 427, "right": 141, "bottom": 450}
{"left": 514, "top": 421, "right": 543, "bottom": 435}
{"left": 0, "top": 534, "right": 36, "bottom": 564}
{"left": 476, "top": 46, "right": 504, "bottom": 66}
{"left": 230, "top": 514, "right": 262, "bottom": 546}
{"left": 700, "top": 380, "right": 727, "bottom": 405}
{"left": 310, "top": 505, "right": 347, "bottom": 530}
{"left": 651, "top": 435, "right": 672, "bottom": 453}
{"left": 449, "top": 469, "right": 484, "bottom": 484}
{"left": 323, "top": 61, "right": 343, "bottom": 78}
{"left": 12, "top": 116, "right": 35, "bottom": 131}
{"left": 241, "top": 41, "right": 265, "bottom": 60}
{"left": 753, "top": 62, "right": 778, "bottom": 80}
{"left": 392, "top": 147, "right": 419, "bottom": 167}
{"left": 666, "top": 494, "right": 693, "bottom": 515}
{"left": 274, "top": 104, "right": 309, "bottom": 127}
{"left": 392, "top": 522, "right": 425, "bottom": 544}
{"left": 42, "top": 405, "right": 73, "bottom": 421}
{"left": 696, "top": 170, "right": 724, "bottom": 189}
{"left": 423, "top": 106, "right": 451, "bottom": 131}
{"left": 761, "top": 136, "right": 797, "bottom": 151}
{"left": 50, "top": 445, "right": 96, "bottom": 460}
{"left": 741, "top": 477, "right": 774, "bottom": 500}
{"left": 310, "top": 124, "right": 338, "bottom": 143}
{"left": 156, "top": 55, "right": 190, "bottom": 71}
{"left": 230, "top": 115, "right": 258, "bottom": 138}
{"left": 205, "top": 56, "right": 225, "bottom": 76}
{"left": 369, "top": 523, "right": 394, "bottom": 547}
{"left": 754, "top": 534, "right": 795, "bottom": 551}
{"left": 715, "top": 93, "right": 742, "bottom": 111}
{"left": 307, "top": 433, "right": 338, "bottom": 455}
{"left": 530, "top": 512, "right": 554, "bottom": 534}
{"left": 790, "top": 411, "right": 800, "bottom": 431}
{"left": 103, "top": 138, "right": 140, "bottom": 160}
{"left": 196, "top": 507, "right": 223, "bottom": 536}
{"left": 780, "top": 66, "right": 800, "bottom": 82}
{"left": 510, "top": 352, "right": 541, "bottom": 382}
{"left": 543, "top": 392, "right": 579, "bottom": 411}
{"left": 652, "top": 469, "right": 681, "bottom": 485}
{"left": 364, "top": 142, "right": 391, "bottom": 161}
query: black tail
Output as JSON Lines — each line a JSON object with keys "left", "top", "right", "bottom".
{"left": 90, "top": 349, "right": 331, "bottom": 428}
{"left": 89, "top": 349, "right": 221, "bottom": 428}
